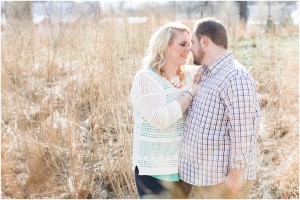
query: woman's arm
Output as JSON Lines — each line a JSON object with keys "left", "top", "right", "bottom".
{"left": 176, "top": 82, "right": 199, "bottom": 113}
{"left": 130, "top": 70, "right": 201, "bottom": 129}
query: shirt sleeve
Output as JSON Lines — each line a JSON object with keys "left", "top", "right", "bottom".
{"left": 220, "top": 75, "right": 258, "bottom": 169}
{"left": 130, "top": 71, "right": 183, "bottom": 129}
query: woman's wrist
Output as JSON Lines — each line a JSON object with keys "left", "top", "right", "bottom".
{"left": 188, "top": 87, "right": 196, "bottom": 97}
{"left": 185, "top": 91, "right": 194, "bottom": 99}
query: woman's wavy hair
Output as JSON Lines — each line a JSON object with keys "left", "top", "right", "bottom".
{"left": 142, "top": 22, "right": 190, "bottom": 75}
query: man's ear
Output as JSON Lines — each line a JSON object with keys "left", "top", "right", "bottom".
{"left": 202, "top": 35, "right": 209, "bottom": 47}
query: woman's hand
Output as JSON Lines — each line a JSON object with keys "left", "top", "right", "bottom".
{"left": 190, "top": 69, "right": 203, "bottom": 97}
{"left": 193, "top": 68, "right": 203, "bottom": 84}
{"left": 190, "top": 82, "right": 200, "bottom": 97}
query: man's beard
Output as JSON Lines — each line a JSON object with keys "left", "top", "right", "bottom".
{"left": 192, "top": 47, "right": 204, "bottom": 65}
{"left": 192, "top": 56, "right": 201, "bottom": 65}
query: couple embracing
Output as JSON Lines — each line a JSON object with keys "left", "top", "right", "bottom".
{"left": 130, "top": 17, "right": 261, "bottom": 199}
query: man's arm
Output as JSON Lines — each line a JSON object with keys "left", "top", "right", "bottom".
{"left": 221, "top": 75, "right": 258, "bottom": 193}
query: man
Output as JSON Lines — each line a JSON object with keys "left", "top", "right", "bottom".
{"left": 179, "top": 18, "right": 261, "bottom": 199}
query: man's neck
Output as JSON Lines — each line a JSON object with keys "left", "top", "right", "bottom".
{"left": 206, "top": 48, "right": 227, "bottom": 67}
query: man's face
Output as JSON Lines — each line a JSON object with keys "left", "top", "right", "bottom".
{"left": 190, "top": 32, "right": 205, "bottom": 66}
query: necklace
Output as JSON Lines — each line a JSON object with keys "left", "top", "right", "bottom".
{"left": 161, "top": 68, "right": 185, "bottom": 88}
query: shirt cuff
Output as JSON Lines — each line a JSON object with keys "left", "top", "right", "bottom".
{"left": 230, "top": 152, "right": 254, "bottom": 169}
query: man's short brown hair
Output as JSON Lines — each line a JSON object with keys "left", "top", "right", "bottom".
{"left": 194, "top": 17, "right": 228, "bottom": 49}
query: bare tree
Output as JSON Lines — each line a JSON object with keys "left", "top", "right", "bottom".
{"left": 237, "top": 1, "right": 248, "bottom": 21}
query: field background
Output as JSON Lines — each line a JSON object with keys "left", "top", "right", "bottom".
{"left": 1, "top": 1, "right": 299, "bottom": 199}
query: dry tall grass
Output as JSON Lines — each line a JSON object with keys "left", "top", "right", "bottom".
{"left": 249, "top": 31, "right": 299, "bottom": 199}
{"left": 1, "top": 15, "right": 299, "bottom": 198}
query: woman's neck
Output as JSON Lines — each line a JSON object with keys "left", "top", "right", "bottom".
{"left": 163, "top": 63, "right": 179, "bottom": 78}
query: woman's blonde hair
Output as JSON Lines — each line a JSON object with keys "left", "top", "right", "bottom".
{"left": 142, "top": 22, "right": 190, "bottom": 75}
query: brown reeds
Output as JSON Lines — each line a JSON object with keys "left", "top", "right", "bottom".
{"left": 1, "top": 13, "right": 299, "bottom": 199}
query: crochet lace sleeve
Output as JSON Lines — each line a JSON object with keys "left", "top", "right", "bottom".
{"left": 130, "top": 71, "right": 183, "bottom": 129}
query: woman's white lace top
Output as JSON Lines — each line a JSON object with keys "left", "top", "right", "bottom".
{"left": 130, "top": 65, "right": 198, "bottom": 175}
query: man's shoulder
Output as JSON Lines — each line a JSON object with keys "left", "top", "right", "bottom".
{"left": 224, "top": 60, "right": 257, "bottom": 89}
{"left": 224, "top": 60, "right": 252, "bottom": 79}
{"left": 234, "top": 60, "right": 248, "bottom": 72}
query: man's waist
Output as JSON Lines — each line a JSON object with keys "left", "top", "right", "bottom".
{"left": 180, "top": 154, "right": 230, "bottom": 165}
{"left": 179, "top": 158, "right": 257, "bottom": 186}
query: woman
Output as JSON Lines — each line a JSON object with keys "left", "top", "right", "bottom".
{"left": 130, "top": 22, "right": 201, "bottom": 198}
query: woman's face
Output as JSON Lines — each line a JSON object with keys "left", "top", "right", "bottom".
{"left": 167, "top": 31, "right": 191, "bottom": 67}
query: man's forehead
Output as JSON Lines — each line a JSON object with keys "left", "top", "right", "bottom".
{"left": 191, "top": 32, "right": 197, "bottom": 40}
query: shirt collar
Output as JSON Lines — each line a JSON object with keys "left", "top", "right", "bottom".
{"left": 202, "top": 52, "right": 234, "bottom": 77}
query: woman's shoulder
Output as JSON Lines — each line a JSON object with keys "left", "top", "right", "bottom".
{"left": 132, "top": 67, "right": 159, "bottom": 83}
{"left": 133, "top": 68, "right": 148, "bottom": 77}
{"left": 131, "top": 67, "right": 165, "bottom": 94}
{"left": 133, "top": 67, "right": 152, "bottom": 76}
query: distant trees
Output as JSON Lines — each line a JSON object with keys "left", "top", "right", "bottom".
{"left": 237, "top": 1, "right": 248, "bottom": 21}
{"left": 6, "top": 1, "right": 32, "bottom": 23}
{"left": 170, "top": 1, "right": 248, "bottom": 22}
{"left": 2, "top": 1, "right": 250, "bottom": 25}
{"left": 4, "top": 1, "right": 33, "bottom": 34}
{"left": 168, "top": 1, "right": 215, "bottom": 19}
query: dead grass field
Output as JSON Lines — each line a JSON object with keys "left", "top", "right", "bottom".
{"left": 1, "top": 16, "right": 299, "bottom": 199}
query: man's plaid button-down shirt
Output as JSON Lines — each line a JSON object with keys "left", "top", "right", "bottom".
{"left": 179, "top": 52, "right": 261, "bottom": 186}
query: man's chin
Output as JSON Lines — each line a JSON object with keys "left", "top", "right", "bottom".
{"left": 193, "top": 60, "right": 201, "bottom": 66}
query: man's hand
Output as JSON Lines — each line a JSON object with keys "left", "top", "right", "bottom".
{"left": 225, "top": 168, "right": 245, "bottom": 194}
